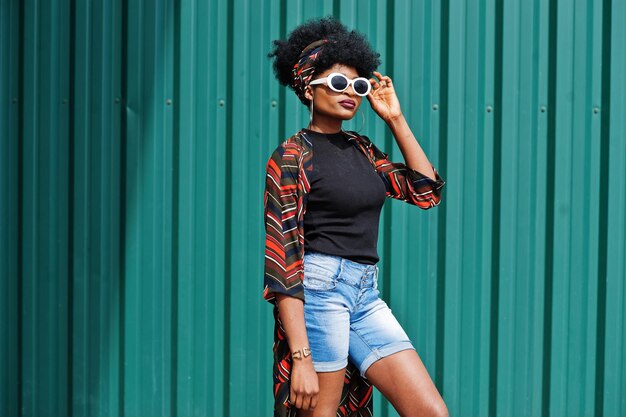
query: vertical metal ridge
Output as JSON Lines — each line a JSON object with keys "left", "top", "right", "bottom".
{"left": 379, "top": 6, "right": 396, "bottom": 413}
{"left": 17, "top": 0, "right": 25, "bottom": 413}
{"left": 223, "top": 0, "right": 235, "bottom": 414}
{"left": 118, "top": 0, "right": 129, "bottom": 415}
{"left": 67, "top": 0, "right": 76, "bottom": 415}
{"left": 380, "top": 0, "right": 395, "bottom": 308}
{"left": 277, "top": 0, "right": 287, "bottom": 143}
{"left": 332, "top": 0, "right": 341, "bottom": 19}
{"left": 170, "top": 1, "right": 182, "bottom": 416}
{"left": 435, "top": 0, "right": 449, "bottom": 395}
{"left": 1, "top": 1, "right": 21, "bottom": 413}
{"left": 594, "top": 0, "right": 612, "bottom": 415}
{"left": 542, "top": 0, "right": 558, "bottom": 415}
{"left": 382, "top": 1, "right": 393, "bottom": 398}
{"left": 489, "top": 1, "right": 504, "bottom": 415}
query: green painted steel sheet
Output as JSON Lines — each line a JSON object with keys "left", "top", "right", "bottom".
{"left": 175, "top": 0, "right": 229, "bottom": 415}
{"left": 603, "top": 0, "right": 626, "bottom": 415}
{"left": 1, "top": 0, "right": 625, "bottom": 416}
{"left": 1, "top": 1, "right": 20, "bottom": 416}
{"left": 496, "top": 0, "right": 550, "bottom": 414}
{"left": 70, "top": 1, "right": 124, "bottom": 416}
{"left": 19, "top": 0, "right": 71, "bottom": 416}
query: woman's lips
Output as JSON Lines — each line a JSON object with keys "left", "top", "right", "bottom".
{"left": 339, "top": 99, "right": 356, "bottom": 109}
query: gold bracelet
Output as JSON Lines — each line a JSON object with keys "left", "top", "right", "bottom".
{"left": 291, "top": 347, "right": 311, "bottom": 360}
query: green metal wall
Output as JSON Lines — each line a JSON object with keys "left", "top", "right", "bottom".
{"left": 1, "top": 0, "right": 625, "bottom": 416}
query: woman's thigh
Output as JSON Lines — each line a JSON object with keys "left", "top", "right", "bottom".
{"left": 297, "top": 369, "right": 345, "bottom": 417}
{"left": 365, "top": 349, "right": 448, "bottom": 417}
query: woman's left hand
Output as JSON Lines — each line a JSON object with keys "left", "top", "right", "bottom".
{"left": 367, "top": 71, "right": 403, "bottom": 122}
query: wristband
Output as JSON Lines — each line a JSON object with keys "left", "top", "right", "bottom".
{"left": 291, "top": 347, "right": 311, "bottom": 360}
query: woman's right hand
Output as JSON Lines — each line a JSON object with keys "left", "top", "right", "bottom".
{"left": 290, "top": 359, "right": 319, "bottom": 410}
{"left": 275, "top": 293, "right": 319, "bottom": 410}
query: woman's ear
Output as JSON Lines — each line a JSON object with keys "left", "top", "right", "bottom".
{"left": 304, "top": 85, "right": 314, "bottom": 102}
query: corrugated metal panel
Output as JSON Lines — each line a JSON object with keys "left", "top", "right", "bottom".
{"left": 549, "top": 0, "right": 604, "bottom": 414}
{"left": 495, "top": 1, "right": 549, "bottom": 415}
{"left": 19, "top": 1, "right": 71, "bottom": 416}
{"left": 229, "top": 0, "right": 280, "bottom": 414}
{"left": 1, "top": 1, "right": 20, "bottom": 416}
{"left": 604, "top": 0, "right": 626, "bottom": 415}
{"left": 443, "top": 0, "right": 497, "bottom": 415}
{"left": 2, "top": 1, "right": 625, "bottom": 416}
{"left": 176, "top": 0, "right": 229, "bottom": 415}
{"left": 71, "top": 1, "right": 123, "bottom": 416}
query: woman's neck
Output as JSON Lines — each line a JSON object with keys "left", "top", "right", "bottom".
{"left": 307, "top": 112, "right": 342, "bottom": 134}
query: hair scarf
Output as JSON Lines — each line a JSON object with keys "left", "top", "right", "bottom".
{"left": 291, "top": 39, "right": 328, "bottom": 103}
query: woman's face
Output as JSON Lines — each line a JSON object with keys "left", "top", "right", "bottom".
{"left": 305, "top": 63, "right": 364, "bottom": 121}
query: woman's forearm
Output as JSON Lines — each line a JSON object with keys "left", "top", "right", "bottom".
{"left": 275, "top": 293, "right": 319, "bottom": 410}
{"left": 386, "top": 114, "right": 437, "bottom": 180}
{"left": 276, "top": 293, "right": 313, "bottom": 358}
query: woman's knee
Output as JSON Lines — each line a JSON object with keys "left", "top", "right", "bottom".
{"left": 404, "top": 399, "right": 448, "bottom": 417}
{"left": 426, "top": 400, "right": 449, "bottom": 417}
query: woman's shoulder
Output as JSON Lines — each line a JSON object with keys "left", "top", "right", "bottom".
{"left": 266, "top": 130, "right": 314, "bottom": 171}
{"left": 284, "top": 129, "right": 314, "bottom": 148}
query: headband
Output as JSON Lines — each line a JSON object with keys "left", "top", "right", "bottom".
{"left": 291, "top": 39, "right": 328, "bottom": 103}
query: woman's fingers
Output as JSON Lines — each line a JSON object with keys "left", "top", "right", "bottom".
{"left": 370, "top": 72, "right": 393, "bottom": 94}
{"left": 373, "top": 70, "right": 391, "bottom": 80}
{"left": 370, "top": 71, "right": 383, "bottom": 90}
{"left": 372, "top": 71, "right": 393, "bottom": 88}
{"left": 291, "top": 390, "right": 319, "bottom": 410}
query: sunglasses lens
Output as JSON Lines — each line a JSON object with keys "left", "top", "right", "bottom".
{"left": 330, "top": 75, "right": 348, "bottom": 91}
{"left": 353, "top": 79, "right": 370, "bottom": 95}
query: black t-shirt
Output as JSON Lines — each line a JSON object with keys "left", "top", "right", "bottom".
{"left": 303, "top": 129, "right": 387, "bottom": 264}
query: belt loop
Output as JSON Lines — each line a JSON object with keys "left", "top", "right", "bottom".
{"left": 338, "top": 257, "right": 344, "bottom": 279}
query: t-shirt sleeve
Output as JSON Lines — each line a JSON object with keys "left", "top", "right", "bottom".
{"left": 263, "top": 143, "right": 305, "bottom": 303}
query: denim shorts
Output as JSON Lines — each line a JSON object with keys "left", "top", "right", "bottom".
{"left": 302, "top": 251, "right": 415, "bottom": 376}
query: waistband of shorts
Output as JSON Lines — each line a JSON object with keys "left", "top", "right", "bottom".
{"left": 303, "top": 251, "right": 378, "bottom": 273}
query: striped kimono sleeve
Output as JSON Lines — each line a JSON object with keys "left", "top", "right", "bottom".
{"left": 368, "top": 139, "right": 445, "bottom": 209}
{"left": 263, "top": 142, "right": 306, "bottom": 303}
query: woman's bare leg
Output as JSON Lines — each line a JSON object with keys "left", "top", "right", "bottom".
{"left": 365, "top": 349, "right": 448, "bottom": 417}
{"left": 298, "top": 369, "right": 345, "bottom": 417}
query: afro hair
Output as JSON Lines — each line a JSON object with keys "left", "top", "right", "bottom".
{"left": 268, "top": 17, "right": 381, "bottom": 106}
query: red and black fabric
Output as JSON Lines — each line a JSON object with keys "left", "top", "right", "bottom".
{"left": 291, "top": 39, "right": 329, "bottom": 104}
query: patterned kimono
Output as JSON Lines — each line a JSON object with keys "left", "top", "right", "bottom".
{"left": 263, "top": 129, "right": 445, "bottom": 416}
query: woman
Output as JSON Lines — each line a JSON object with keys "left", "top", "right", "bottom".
{"left": 264, "top": 17, "right": 447, "bottom": 417}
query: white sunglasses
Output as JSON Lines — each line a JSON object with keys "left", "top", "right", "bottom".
{"left": 309, "top": 72, "right": 372, "bottom": 96}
